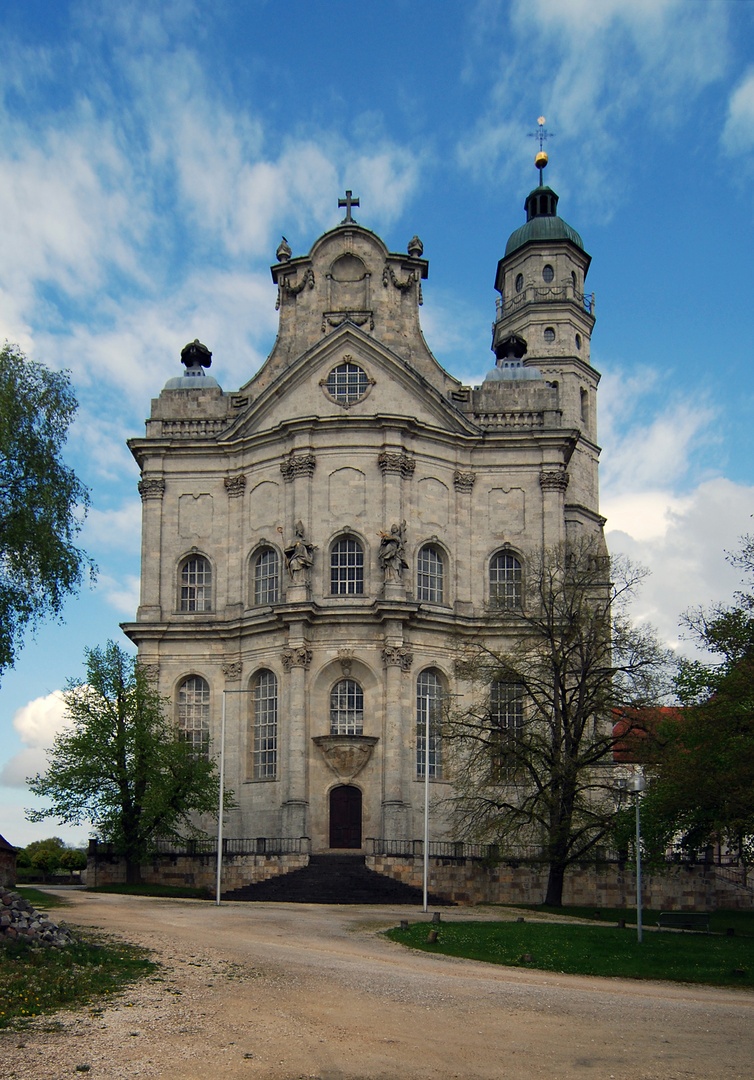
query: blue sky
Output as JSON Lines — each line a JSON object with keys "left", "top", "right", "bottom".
{"left": 2, "top": 0, "right": 753, "bottom": 847}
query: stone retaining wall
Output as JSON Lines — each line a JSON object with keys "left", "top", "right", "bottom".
{"left": 366, "top": 855, "right": 754, "bottom": 910}
{"left": 87, "top": 849, "right": 308, "bottom": 893}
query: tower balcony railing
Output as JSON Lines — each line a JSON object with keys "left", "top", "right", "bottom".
{"left": 495, "top": 285, "right": 595, "bottom": 321}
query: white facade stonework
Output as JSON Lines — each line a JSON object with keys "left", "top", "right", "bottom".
{"left": 124, "top": 176, "right": 604, "bottom": 853}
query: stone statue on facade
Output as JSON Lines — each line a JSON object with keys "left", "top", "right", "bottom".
{"left": 284, "top": 521, "right": 315, "bottom": 583}
{"left": 379, "top": 521, "right": 408, "bottom": 582}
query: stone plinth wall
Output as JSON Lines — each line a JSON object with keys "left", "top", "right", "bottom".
{"left": 366, "top": 856, "right": 754, "bottom": 911}
{"left": 87, "top": 850, "right": 309, "bottom": 893}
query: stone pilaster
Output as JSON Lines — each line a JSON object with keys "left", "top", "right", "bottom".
{"left": 224, "top": 473, "right": 246, "bottom": 613}
{"left": 539, "top": 468, "right": 569, "bottom": 547}
{"left": 381, "top": 634, "right": 413, "bottom": 838}
{"left": 137, "top": 475, "right": 165, "bottom": 621}
{"left": 281, "top": 632, "right": 311, "bottom": 838}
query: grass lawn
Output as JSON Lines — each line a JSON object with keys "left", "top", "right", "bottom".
{"left": 0, "top": 933, "right": 156, "bottom": 1029}
{"left": 505, "top": 904, "right": 754, "bottom": 937}
{"left": 15, "top": 886, "right": 72, "bottom": 911}
{"left": 386, "top": 919, "right": 754, "bottom": 987}
{"left": 87, "top": 882, "right": 211, "bottom": 899}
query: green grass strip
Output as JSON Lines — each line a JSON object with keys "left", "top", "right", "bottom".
{"left": 14, "top": 886, "right": 71, "bottom": 910}
{"left": 0, "top": 933, "right": 156, "bottom": 1029}
{"left": 501, "top": 904, "right": 754, "bottom": 937}
{"left": 386, "top": 920, "right": 754, "bottom": 987}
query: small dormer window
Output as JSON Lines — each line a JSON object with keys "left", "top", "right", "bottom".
{"left": 542, "top": 264, "right": 554, "bottom": 283}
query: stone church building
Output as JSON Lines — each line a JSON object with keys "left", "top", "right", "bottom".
{"left": 124, "top": 164, "right": 601, "bottom": 856}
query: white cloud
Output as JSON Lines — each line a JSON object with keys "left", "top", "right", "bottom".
{"left": 722, "top": 68, "right": 754, "bottom": 155}
{"left": 0, "top": 691, "right": 70, "bottom": 787}
{"left": 82, "top": 501, "right": 142, "bottom": 553}
{"left": 460, "top": 0, "right": 729, "bottom": 215}
{"left": 95, "top": 573, "right": 141, "bottom": 617}
{"left": 607, "top": 478, "right": 754, "bottom": 653}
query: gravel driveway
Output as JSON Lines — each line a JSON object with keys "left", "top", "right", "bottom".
{"left": 2, "top": 891, "right": 753, "bottom": 1080}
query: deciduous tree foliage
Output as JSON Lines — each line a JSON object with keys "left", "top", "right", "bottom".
{"left": 637, "top": 538, "right": 754, "bottom": 864}
{"left": 0, "top": 343, "right": 93, "bottom": 677}
{"left": 27, "top": 643, "right": 229, "bottom": 882}
{"left": 445, "top": 537, "right": 670, "bottom": 906}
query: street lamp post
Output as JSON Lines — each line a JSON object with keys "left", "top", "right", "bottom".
{"left": 216, "top": 688, "right": 255, "bottom": 906}
{"left": 422, "top": 693, "right": 430, "bottom": 913}
{"left": 627, "top": 772, "right": 646, "bottom": 942}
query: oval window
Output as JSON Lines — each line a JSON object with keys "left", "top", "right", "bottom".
{"left": 575, "top": 333, "right": 582, "bottom": 350}
{"left": 515, "top": 273, "right": 524, "bottom": 293}
{"left": 544, "top": 327, "right": 556, "bottom": 343}
{"left": 542, "top": 264, "right": 554, "bottom": 283}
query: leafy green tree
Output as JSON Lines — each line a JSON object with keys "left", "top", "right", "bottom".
{"left": 638, "top": 538, "right": 754, "bottom": 866}
{"left": 24, "top": 836, "right": 67, "bottom": 881}
{"left": 445, "top": 537, "right": 670, "bottom": 906}
{"left": 59, "top": 847, "right": 88, "bottom": 871}
{"left": 27, "top": 642, "right": 230, "bottom": 882}
{"left": 0, "top": 343, "right": 94, "bottom": 677}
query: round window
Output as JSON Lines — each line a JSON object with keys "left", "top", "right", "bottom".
{"left": 544, "top": 327, "right": 556, "bottom": 343}
{"left": 575, "top": 333, "right": 582, "bottom": 350}
{"left": 542, "top": 264, "right": 554, "bottom": 283}
{"left": 325, "top": 362, "right": 368, "bottom": 405}
{"left": 515, "top": 273, "right": 524, "bottom": 293}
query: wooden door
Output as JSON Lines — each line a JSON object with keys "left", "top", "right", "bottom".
{"left": 329, "top": 785, "right": 362, "bottom": 849}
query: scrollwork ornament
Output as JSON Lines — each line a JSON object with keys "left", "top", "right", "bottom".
{"left": 539, "top": 469, "right": 570, "bottom": 492}
{"left": 224, "top": 474, "right": 247, "bottom": 498}
{"left": 222, "top": 661, "right": 242, "bottom": 681}
{"left": 382, "top": 645, "right": 413, "bottom": 672}
{"left": 281, "top": 647, "right": 312, "bottom": 672}
{"left": 453, "top": 471, "right": 476, "bottom": 492}
{"left": 138, "top": 477, "right": 165, "bottom": 500}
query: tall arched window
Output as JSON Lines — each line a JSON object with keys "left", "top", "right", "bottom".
{"left": 489, "top": 552, "right": 522, "bottom": 608}
{"left": 417, "top": 545, "right": 444, "bottom": 603}
{"left": 416, "top": 669, "right": 443, "bottom": 779}
{"left": 177, "top": 676, "right": 210, "bottom": 755}
{"left": 252, "top": 670, "right": 277, "bottom": 779}
{"left": 253, "top": 548, "right": 279, "bottom": 605}
{"left": 330, "top": 679, "right": 364, "bottom": 734}
{"left": 330, "top": 537, "right": 364, "bottom": 595}
{"left": 179, "top": 556, "right": 212, "bottom": 612}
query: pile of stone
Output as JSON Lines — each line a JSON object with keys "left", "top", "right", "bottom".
{"left": 0, "top": 886, "right": 75, "bottom": 947}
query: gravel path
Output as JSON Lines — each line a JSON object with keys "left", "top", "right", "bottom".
{"left": 2, "top": 891, "right": 753, "bottom": 1080}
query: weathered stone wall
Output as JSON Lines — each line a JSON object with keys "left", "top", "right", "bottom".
{"left": 366, "top": 856, "right": 754, "bottom": 911}
{"left": 87, "top": 850, "right": 309, "bottom": 893}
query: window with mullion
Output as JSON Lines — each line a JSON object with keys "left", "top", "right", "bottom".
{"left": 417, "top": 545, "right": 444, "bottom": 603}
{"left": 253, "top": 670, "right": 277, "bottom": 779}
{"left": 416, "top": 669, "right": 443, "bottom": 778}
{"left": 177, "top": 676, "right": 210, "bottom": 756}
{"left": 330, "top": 537, "right": 364, "bottom": 595}
{"left": 329, "top": 678, "right": 364, "bottom": 734}
{"left": 254, "top": 548, "right": 279, "bottom": 605}
{"left": 489, "top": 552, "right": 522, "bottom": 608}
{"left": 180, "top": 556, "right": 212, "bottom": 612}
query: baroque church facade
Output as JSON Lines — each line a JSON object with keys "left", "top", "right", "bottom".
{"left": 124, "top": 164, "right": 602, "bottom": 854}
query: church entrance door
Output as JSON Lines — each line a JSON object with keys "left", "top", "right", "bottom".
{"left": 329, "top": 785, "right": 362, "bottom": 849}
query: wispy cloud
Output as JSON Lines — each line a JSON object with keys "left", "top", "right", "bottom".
{"left": 0, "top": 691, "right": 69, "bottom": 787}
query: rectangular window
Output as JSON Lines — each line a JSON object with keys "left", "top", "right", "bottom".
{"left": 253, "top": 672, "right": 277, "bottom": 779}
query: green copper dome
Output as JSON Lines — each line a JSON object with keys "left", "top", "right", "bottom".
{"left": 504, "top": 184, "right": 585, "bottom": 256}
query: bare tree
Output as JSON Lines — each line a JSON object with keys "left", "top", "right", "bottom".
{"left": 445, "top": 537, "right": 670, "bottom": 906}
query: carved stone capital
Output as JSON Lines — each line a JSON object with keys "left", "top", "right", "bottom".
{"left": 539, "top": 469, "right": 570, "bottom": 492}
{"left": 138, "top": 662, "right": 160, "bottom": 681}
{"left": 222, "top": 661, "right": 242, "bottom": 680}
{"left": 224, "top": 474, "right": 247, "bottom": 498}
{"left": 280, "top": 452, "right": 316, "bottom": 482}
{"left": 382, "top": 645, "right": 413, "bottom": 672}
{"left": 138, "top": 477, "right": 165, "bottom": 500}
{"left": 281, "top": 647, "right": 312, "bottom": 672}
{"left": 378, "top": 451, "right": 415, "bottom": 478}
{"left": 453, "top": 470, "right": 476, "bottom": 492}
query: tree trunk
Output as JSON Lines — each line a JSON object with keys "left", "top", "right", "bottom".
{"left": 545, "top": 861, "right": 566, "bottom": 906}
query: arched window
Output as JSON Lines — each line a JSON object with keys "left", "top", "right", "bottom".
{"left": 179, "top": 556, "right": 212, "bottom": 612}
{"left": 417, "top": 545, "right": 444, "bottom": 603}
{"left": 490, "top": 552, "right": 522, "bottom": 609}
{"left": 177, "top": 676, "right": 210, "bottom": 755}
{"left": 331, "top": 537, "right": 364, "bottom": 595}
{"left": 330, "top": 679, "right": 364, "bottom": 734}
{"left": 253, "top": 548, "right": 279, "bottom": 605}
{"left": 416, "top": 669, "right": 443, "bottom": 779}
{"left": 252, "top": 670, "right": 277, "bottom": 779}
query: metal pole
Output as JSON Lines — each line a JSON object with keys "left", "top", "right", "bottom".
{"left": 422, "top": 695, "right": 430, "bottom": 913}
{"left": 635, "top": 789, "right": 643, "bottom": 944}
{"left": 216, "top": 690, "right": 227, "bottom": 906}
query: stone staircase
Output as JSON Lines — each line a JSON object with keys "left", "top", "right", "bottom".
{"left": 221, "top": 853, "right": 452, "bottom": 905}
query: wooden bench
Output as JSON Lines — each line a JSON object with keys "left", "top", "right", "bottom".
{"left": 657, "top": 911, "right": 710, "bottom": 933}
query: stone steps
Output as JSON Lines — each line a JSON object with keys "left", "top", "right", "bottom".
{"left": 221, "top": 854, "right": 452, "bottom": 905}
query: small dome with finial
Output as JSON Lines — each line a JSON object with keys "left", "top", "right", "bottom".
{"left": 163, "top": 339, "right": 220, "bottom": 390}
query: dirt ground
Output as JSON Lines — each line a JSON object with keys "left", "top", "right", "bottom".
{"left": 2, "top": 891, "right": 753, "bottom": 1080}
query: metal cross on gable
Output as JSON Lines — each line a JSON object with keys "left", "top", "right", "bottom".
{"left": 338, "top": 190, "right": 360, "bottom": 222}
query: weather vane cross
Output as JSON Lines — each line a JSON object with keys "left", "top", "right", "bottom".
{"left": 338, "top": 190, "right": 359, "bottom": 223}
{"left": 528, "top": 116, "right": 554, "bottom": 183}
